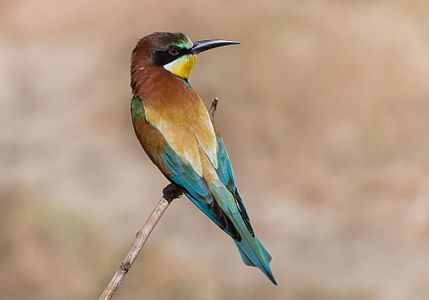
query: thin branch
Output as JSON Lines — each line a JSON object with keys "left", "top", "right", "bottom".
{"left": 99, "top": 98, "right": 219, "bottom": 299}
{"left": 98, "top": 184, "right": 182, "bottom": 300}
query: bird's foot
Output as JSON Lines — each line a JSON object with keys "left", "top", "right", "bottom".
{"left": 162, "top": 183, "right": 183, "bottom": 203}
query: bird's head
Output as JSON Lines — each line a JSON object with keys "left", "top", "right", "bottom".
{"left": 131, "top": 32, "right": 239, "bottom": 81}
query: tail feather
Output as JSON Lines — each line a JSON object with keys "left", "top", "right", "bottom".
{"left": 209, "top": 182, "right": 277, "bottom": 285}
{"left": 256, "top": 236, "right": 272, "bottom": 262}
{"left": 230, "top": 211, "right": 277, "bottom": 285}
{"left": 234, "top": 240, "right": 255, "bottom": 267}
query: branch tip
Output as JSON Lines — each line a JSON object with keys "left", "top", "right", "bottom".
{"left": 210, "top": 97, "right": 219, "bottom": 119}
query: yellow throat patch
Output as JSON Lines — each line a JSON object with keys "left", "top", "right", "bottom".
{"left": 163, "top": 54, "right": 198, "bottom": 79}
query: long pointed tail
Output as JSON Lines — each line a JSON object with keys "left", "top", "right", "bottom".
{"left": 231, "top": 210, "right": 277, "bottom": 285}
{"left": 209, "top": 183, "right": 277, "bottom": 285}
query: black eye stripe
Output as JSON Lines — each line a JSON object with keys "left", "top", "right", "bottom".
{"left": 152, "top": 47, "right": 191, "bottom": 66}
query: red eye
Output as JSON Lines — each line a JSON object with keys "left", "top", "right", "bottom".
{"left": 168, "top": 46, "right": 180, "bottom": 56}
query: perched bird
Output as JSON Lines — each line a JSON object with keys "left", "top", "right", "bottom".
{"left": 130, "top": 32, "right": 276, "bottom": 285}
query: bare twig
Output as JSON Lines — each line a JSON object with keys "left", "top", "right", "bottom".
{"left": 98, "top": 183, "right": 182, "bottom": 300}
{"left": 99, "top": 98, "right": 219, "bottom": 299}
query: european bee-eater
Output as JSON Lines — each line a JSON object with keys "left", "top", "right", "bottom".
{"left": 130, "top": 32, "right": 276, "bottom": 285}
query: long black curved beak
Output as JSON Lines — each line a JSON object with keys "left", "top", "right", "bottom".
{"left": 191, "top": 39, "right": 240, "bottom": 54}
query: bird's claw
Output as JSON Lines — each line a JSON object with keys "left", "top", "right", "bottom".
{"left": 162, "top": 183, "right": 183, "bottom": 203}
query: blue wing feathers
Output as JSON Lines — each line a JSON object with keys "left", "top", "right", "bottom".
{"left": 162, "top": 145, "right": 211, "bottom": 204}
{"left": 160, "top": 133, "right": 276, "bottom": 284}
{"left": 133, "top": 95, "right": 275, "bottom": 283}
{"left": 216, "top": 137, "right": 236, "bottom": 191}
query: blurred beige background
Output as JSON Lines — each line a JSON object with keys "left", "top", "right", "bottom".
{"left": 2, "top": 0, "right": 429, "bottom": 299}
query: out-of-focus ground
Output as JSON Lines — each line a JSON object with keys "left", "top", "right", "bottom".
{"left": 1, "top": 0, "right": 429, "bottom": 299}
